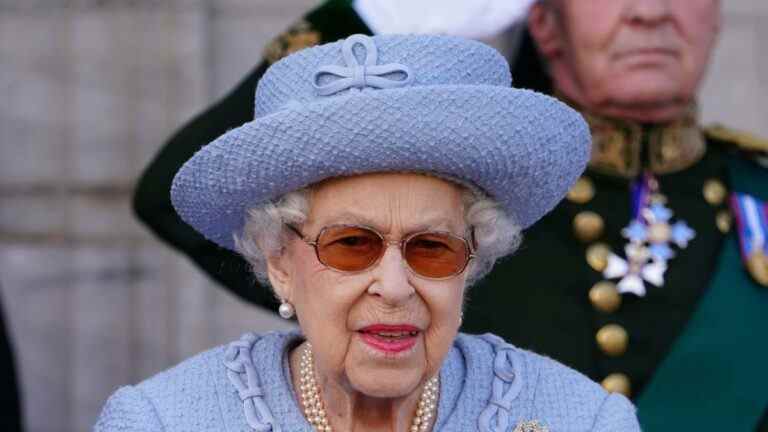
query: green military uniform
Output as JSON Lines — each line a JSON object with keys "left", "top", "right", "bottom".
{"left": 133, "top": 0, "right": 768, "bottom": 429}
{"left": 462, "top": 110, "right": 768, "bottom": 430}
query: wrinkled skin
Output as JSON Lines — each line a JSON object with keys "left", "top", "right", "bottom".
{"left": 267, "top": 173, "right": 467, "bottom": 431}
{"left": 529, "top": 0, "right": 721, "bottom": 123}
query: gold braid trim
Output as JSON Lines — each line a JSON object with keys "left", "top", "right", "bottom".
{"left": 704, "top": 123, "right": 768, "bottom": 154}
{"left": 553, "top": 93, "right": 706, "bottom": 178}
{"left": 263, "top": 20, "right": 322, "bottom": 65}
{"left": 584, "top": 106, "right": 706, "bottom": 178}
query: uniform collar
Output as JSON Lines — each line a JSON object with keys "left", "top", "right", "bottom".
{"left": 559, "top": 95, "right": 706, "bottom": 178}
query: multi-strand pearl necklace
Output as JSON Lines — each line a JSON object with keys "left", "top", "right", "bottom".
{"left": 298, "top": 343, "right": 439, "bottom": 432}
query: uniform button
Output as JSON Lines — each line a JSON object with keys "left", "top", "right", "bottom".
{"left": 586, "top": 243, "right": 611, "bottom": 272}
{"left": 596, "top": 324, "right": 628, "bottom": 356}
{"left": 601, "top": 373, "right": 631, "bottom": 397}
{"left": 716, "top": 210, "right": 732, "bottom": 233}
{"left": 589, "top": 281, "right": 621, "bottom": 313}
{"left": 703, "top": 179, "right": 727, "bottom": 206}
{"left": 567, "top": 177, "right": 595, "bottom": 204}
{"left": 573, "top": 211, "right": 605, "bottom": 243}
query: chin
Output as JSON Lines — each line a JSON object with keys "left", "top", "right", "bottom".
{"left": 592, "top": 74, "right": 693, "bottom": 122}
{"left": 610, "top": 73, "right": 684, "bottom": 99}
{"left": 346, "top": 366, "right": 425, "bottom": 399}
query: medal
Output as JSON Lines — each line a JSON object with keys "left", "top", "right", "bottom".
{"left": 600, "top": 172, "right": 696, "bottom": 296}
{"left": 731, "top": 193, "right": 768, "bottom": 287}
{"left": 747, "top": 251, "right": 768, "bottom": 286}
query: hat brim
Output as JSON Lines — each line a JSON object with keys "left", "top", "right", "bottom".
{"left": 171, "top": 85, "right": 590, "bottom": 249}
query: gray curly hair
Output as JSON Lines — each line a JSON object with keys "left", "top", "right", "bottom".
{"left": 234, "top": 184, "right": 522, "bottom": 287}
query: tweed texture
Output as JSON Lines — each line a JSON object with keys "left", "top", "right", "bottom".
{"left": 170, "top": 34, "right": 591, "bottom": 250}
{"left": 94, "top": 331, "right": 640, "bottom": 431}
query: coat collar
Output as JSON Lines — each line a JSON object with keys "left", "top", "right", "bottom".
{"left": 558, "top": 95, "right": 706, "bottom": 178}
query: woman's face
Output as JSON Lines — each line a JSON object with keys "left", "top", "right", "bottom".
{"left": 269, "top": 173, "right": 467, "bottom": 398}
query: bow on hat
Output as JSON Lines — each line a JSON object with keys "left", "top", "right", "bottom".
{"left": 312, "top": 34, "right": 413, "bottom": 96}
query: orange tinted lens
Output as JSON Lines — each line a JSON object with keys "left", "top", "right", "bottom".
{"left": 316, "top": 226, "right": 384, "bottom": 271}
{"left": 404, "top": 232, "right": 469, "bottom": 278}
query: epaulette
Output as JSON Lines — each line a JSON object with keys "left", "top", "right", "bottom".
{"left": 704, "top": 123, "right": 768, "bottom": 154}
{"left": 263, "top": 20, "right": 322, "bottom": 65}
{"left": 705, "top": 123, "right": 768, "bottom": 167}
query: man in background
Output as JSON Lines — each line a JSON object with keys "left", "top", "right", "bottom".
{"left": 133, "top": 0, "right": 768, "bottom": 429}
{"left": 463, "top": 1, "right": 766, "bottom": 429}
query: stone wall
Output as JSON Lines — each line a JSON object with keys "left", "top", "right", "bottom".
{"left": 0, "top": 1, "right": 309, "bottom": 431}
{"left": 700, "top": 1, "right": 768, "bottom": 135}
{"left": 0, "top": 1, "right": 766, "bottom": 431}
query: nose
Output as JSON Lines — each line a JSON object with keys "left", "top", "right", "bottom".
{"left": 367, "top": 243, "right": 415, "bottom": 305}
{"left": 623, "top": 0, "right": 671, "bottom": 26}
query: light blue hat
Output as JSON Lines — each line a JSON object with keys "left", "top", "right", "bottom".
{"left": 171, "top": 34, "right": 590, "bottom": 250}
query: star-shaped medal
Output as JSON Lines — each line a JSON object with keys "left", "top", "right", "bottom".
{"left": 605, "top": 201, "right": 695, "bottom": 297}
{"left": 604, "top": 245, "right": 667, "bottom": 296}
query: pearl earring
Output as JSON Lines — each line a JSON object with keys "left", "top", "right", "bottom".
{"left": 278, "top": 301, "right": 295, "bottom": 319}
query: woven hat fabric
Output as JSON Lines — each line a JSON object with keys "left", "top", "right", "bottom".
{"left": 171, "top": 34, "right": 590, "bottom": 250}
{"left": 253, "top": 34, "right": 511, "bottom": 117}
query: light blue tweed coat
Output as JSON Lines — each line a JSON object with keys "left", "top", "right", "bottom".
{"left": 95, "top": 331, "right": 639, "bottom": 431}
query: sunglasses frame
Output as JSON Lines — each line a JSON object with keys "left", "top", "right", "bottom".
{"left": 285, "top": 223, "right": 476, "bottom": 280}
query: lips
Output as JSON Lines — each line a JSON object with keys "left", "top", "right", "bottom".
{"left": 614, "top": 47, "right": 679, "bottom": 61}
{"left": 358, "top": 324, "right": 420, "bottom": 354}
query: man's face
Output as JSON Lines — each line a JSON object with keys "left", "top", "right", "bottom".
{"left": 531, "top": 0, "right": 721, "bottom": 122}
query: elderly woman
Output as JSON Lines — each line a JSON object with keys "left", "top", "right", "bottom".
{"left": 95, "top": 34, "right": 640, "bottom": 431}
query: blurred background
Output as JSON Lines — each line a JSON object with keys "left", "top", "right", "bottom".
{"left": 0, "top": 1, "right": 766, "bottom": 431}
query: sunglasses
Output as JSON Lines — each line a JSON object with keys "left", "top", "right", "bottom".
{"left": 286, "top": 224, "right": 475, "bottom": 279}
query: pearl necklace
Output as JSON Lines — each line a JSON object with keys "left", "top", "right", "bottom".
{"left": 298, "top": 343, "right": 439, "bottom": 432}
